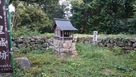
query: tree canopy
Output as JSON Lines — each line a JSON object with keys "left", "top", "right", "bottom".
{"left": 71, "top": 0, "right": 136, "bottom": 34}
{"left": 10, "top": 0, "right": 64, "bottom": 33}
{"left": 9, "top": 0, "right": 136, "bottom": 34}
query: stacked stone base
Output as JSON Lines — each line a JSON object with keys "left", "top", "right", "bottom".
{"left": 53, "top": 39, "right": 78, "bottom": 57}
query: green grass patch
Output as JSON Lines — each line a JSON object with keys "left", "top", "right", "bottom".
{"left": 13, "top": 43, "right": 136, "bottom": 77}
{"left": 74, "top": 33, "right": 136, "bottom": 39}
{"left": 100, "top": 34, "right": 136, "bottom": 39}
{"left": 12, "top": 27, "right": 54, "bottom": 37}
{"left": 13, "top": 29, "right": 136, "bottom": 39}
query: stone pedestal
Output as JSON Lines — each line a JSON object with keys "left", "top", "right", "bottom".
{"left": 53, "top": 39, "right": 78, "bottom": 57}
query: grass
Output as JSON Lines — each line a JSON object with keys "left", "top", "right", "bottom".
{"left": 100, "top": 34, "right": 136, "bottom": 39}
{"left": 12, "top": 43, "right": 136, "bottom": 77}
{"left": 74, "top": 33, "right": 136, "bottom": 39}
{"left": 12, "top": 27, "right": 54, "bottom": 37}
{"left": 13, "top": 28, "right": 136, "bottom": 39}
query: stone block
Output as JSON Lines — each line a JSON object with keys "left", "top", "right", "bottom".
{"left": 134, "top": 48, "right": 136, "bottom": 51}
{"left": 130, "top": 38, "right": 136, "bottom": 43}
{"left": 117, "top": 42, "right": 124, "bottom": 47}
{"left": 0, "top": 73, "right": 11, "bottom": 77}
{"left": 122, "top": 47, "right": 134, "bottom": 50}
{"left": 15, "top": 57, "right": 31, "bottom": 71}
{"left": 133, "top": 42, "right": 136, "bottom": 47}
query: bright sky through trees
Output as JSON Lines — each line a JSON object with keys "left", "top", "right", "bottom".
{"left": 9, "top": 4, "right": 15, "bottom": 12}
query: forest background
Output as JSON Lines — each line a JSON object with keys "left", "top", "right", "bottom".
{"left": 10, "top": 0, "right": 136, "bottom": 36}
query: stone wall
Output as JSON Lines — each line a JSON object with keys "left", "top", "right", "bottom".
{"left": 75, "top": 36, "right": 136, "bottom": 51}
{"left": 98, "top": 38, "right": 136, "bottom": 51}
{"left": 12, "top": 36, "right": 54, "bottom": 51}
{"left": 12, "top": 36, "right": 136, "bottom": 52}
{"left": 12, "top": 36, "right": 78, "bottom": 56}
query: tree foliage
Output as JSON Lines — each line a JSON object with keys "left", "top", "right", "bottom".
{"left": 71, "top": 0, "right": 136, "bottom": 34}
{"left": 9, "top": 0, "right": 136, "bottom": 34}
{"left": 12, "top": 1, "right": 51, "bottom": 33}
{"left": 10, "top": 0, "right": 64, "bottom": 33}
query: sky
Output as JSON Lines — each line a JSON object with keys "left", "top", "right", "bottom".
{"left": 59, "top": 0, "right": 66, "bottom": 5}
{"left": 9, "top": 4, "right": 15, "bottom": 12}
{"left": 59, "top": 0, "right": 72, "bottom": 19}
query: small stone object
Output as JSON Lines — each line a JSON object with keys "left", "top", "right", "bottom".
{"left": 93, "top": 31, "right": 98, "bottom": 45}
{"left": 15, "top": 57, "right": 31, "bottom": 71}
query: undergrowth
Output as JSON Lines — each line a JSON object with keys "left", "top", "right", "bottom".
{"left": 12, "top": 43, "right": 136, "bottom": 77}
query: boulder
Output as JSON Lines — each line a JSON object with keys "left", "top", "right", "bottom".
{"left": 15, "top": 57, "right": 31, "bottom": 71}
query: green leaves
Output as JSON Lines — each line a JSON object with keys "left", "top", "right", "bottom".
{"left": 11, "top": 0, "right": 65, "bottom": 35}
{"left": 12, "top": 2, "right": 51, "bottom": 33}
{"left": 71, "top": 0, "right": 136, "bottom": 34}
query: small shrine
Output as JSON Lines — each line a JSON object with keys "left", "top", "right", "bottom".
{"left": 53, "top": 18, "right": 78, "bottom": 57}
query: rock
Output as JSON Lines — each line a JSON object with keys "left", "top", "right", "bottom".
{"left": 16, "top": 38, "right": 23, "bottom": 44}
{"left": 130, "top": 38, "right": 136, "bottom": 43}
{"left": 71, "top": 50, "right": 78, "bottom": 57}
{"left": 117, "top": 42, "right": 124, "bottom": 47}
{"left": 42, "top": 43, "right": 48, "bottom": 48}
{"left": 122, "top": 47, "right": 133, "bottom": 50}
{"left": 63, "top": 42, "right": 71, "bottom": 49}
{"left": 106, "top": 43, "right": 113, "bottom": 47}
{"left": 133, "top": 42, "right": 136, "bottom": 47}
{"left": 84, "top": 41, "right": 89, "bottom": 43}
{"left": 126, "top": 41, "right": 132, "bottom": 46}
{"left": 0, "top": 73, "right": 11, "bottom": 77}
{"left": 12, "top": 47, "right": 18, "bottom": 51}
{"left": 15, "top": 57, "right": 31, "bottom": 71}
{"left": 114, "top": 43, "right": 117, "bottom": 46}
{"left": 60, "top": 53, "right": 66, "bottom": 58}
{"left": 98, "top": 39, "right": 103, "bottom": 42}
{"left": 18, "top": 44, "right": 26, "bottom": 48}
{"left": 30, "top": 38, "right": 35, "bottom": 42}
{"left": 47, "top": 38, "right": 53, "bottom": 45}
{"left": 134, "top": 48, "right": 136, "bottom": 51}
{"left": 48, "top": 46, "right": 53, "bottom": 49}
{"left": 109, "top": 39, "right": 114, "bottom": 43}
{"left": 105, "top": 38, "right": 110, "bottom": 43}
